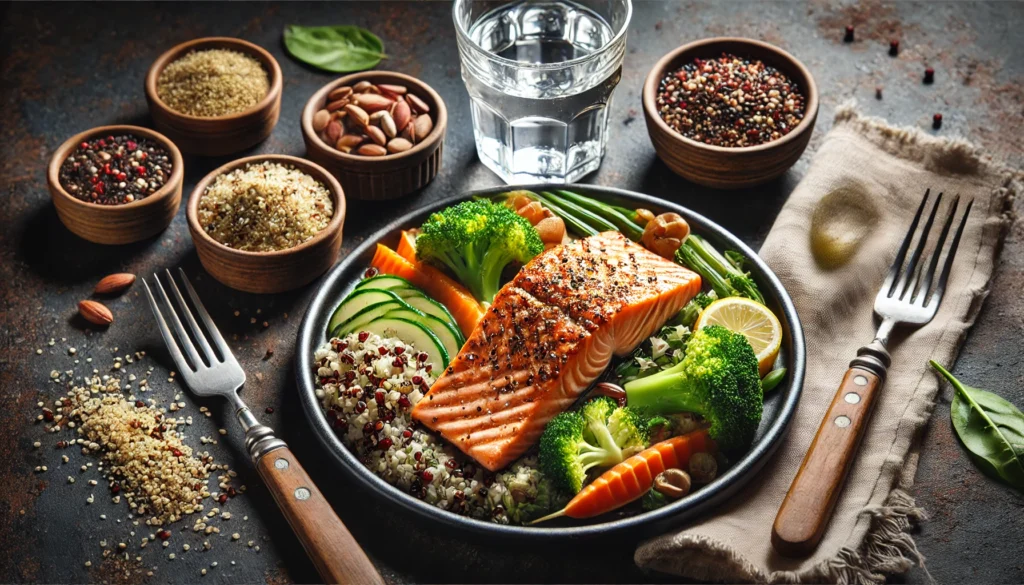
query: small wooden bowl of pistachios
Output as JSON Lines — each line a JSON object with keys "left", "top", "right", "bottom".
{"left": 301, "top": 71, "right": 447, "bottom": 201}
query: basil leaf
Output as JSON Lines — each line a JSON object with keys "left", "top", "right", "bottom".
{"left": 283, "top": 25, "right": 386, "bottom": 73}
{"left": 931, "top": 360, "right": 1024, "bottom": 492}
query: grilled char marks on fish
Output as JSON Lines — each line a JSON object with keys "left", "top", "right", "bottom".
{"left": 412, "top": 232, "right": 702, "bottom": 471}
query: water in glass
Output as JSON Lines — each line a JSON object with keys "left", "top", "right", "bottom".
{"left": 455, "top": 0, "right": 631, "bottom": 183}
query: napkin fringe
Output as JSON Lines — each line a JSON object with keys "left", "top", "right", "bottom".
{"left": 635, "top": 488, "right": 928, "bottom": 585}
{"left": 795, "top": 488, "right": 931, "bottom": 585}
{"left": 834, "top": 102, "right": 1024, "bottom": 194}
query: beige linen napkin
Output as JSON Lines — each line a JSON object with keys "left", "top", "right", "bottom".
{"left": 635, "top": 106, "right": 1019, "bottom": 584}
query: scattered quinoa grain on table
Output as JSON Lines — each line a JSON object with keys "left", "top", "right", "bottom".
{"left": 156, "top": 48, "right": 269, "bottom": 117}
{"left": 198, "top": 161, "right": 333, "bottom": 252}
{"left": 656, "top": 53, "right": 806, "bottom": 147}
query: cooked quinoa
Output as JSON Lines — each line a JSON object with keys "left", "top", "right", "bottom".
{"left": 157, "top": 48, "right": 269, "bottom": 117}
{"left": 198, "top": 161, "right": 333, "bottom": 252}
{"left": 314, "top": 332, "right": 561, "bottom": 524}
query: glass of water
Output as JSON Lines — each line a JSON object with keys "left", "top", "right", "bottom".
{"left": 454, "top": 0, "right": 632, "bottom": 184}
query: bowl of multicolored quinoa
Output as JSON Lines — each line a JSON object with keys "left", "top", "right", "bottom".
{"left": 186, "top": 154, "right": 346, "bottom": 294}
{"left": 47, "top": 124, "right": 184, "bottom": 245}
{"left": 642, "top": 37, "right": 818, "bottom": 189}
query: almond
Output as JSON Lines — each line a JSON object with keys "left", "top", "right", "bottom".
{"left": 357, "top": 144, "right": 387, "bottom": 157}
{"left": 392, "top": 100, "right": 412, "bottom": 133}
{"left": 79, "top": 300, "right": 113, "bottom": 326}
{"left": 413, "top": 114, "right": 434, "bottom": 140}
{"left": 354, "top": 93, "right": 394, "bottom": 113}
{"left": 380, "top": 111, "right": 397, "bottom": 138}
{"left": 344, "top": 104, "right": 369, "bottom": 127}
{"left": 365, "top": 125, "right": 387, "bottom": 146}
{"left": 328, "top": 86, "right": 353, "bottom": 101}
{"left": 386, "top": 138, "right": 413, "bottom": 154}
{"left": 94, "top": 273, "right": 136, "bottom": 295}
{"left": 378, "top": 83, "right": 408, "bottom": 96}
{"left": 406, "top": 93, "right": 430, "bottom": 115}
{"left": 326, "top": 98, "right": 349, "bottom": 112}
{"left": 312, "top": 109, "right": 331, "bottom": 133}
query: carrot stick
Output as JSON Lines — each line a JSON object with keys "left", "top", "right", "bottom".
{"left": 370, "top": 244, "right": 484, "bottom": 338}
{"left": 531, "top": 430, "right": 714, "bottom": 524}
{"left": 396, "top": 230, "right": 418, "bottom": 262}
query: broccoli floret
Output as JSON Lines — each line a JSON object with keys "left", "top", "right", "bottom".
{"left": 416, "top": 200, "right": 544, "bottom": 305}
{"left": 624, "top": 325, "right": 763, "bottom": 452}
{"left": 539, "top": 396, "right": 651, "bottom": 494}
{"left": 675, "top": 291, "right": 718, "bottom": 328}
{"left": 500, "top": 472, "right": 567, "bottom": 525}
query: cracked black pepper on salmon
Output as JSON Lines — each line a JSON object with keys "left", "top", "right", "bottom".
{"left": 412, "top": 232, "right": 702, "bottom": 471}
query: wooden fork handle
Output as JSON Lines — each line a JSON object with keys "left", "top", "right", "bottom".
{"left": 772, "top": 364, "right": 884, "bottom": 557}
{"left": 257, "top": 447, "right": 385, "bottom": 585}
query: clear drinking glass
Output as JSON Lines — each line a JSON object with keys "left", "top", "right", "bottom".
{"left": 454, "top": 0, "right": 632, "bottom": 184}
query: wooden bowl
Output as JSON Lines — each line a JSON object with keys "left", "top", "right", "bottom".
{"left": 187, "top": 155, "right": 346, "bottom": 294}
{"left": 145, "top": 37, "right": 282, "bottom": 157}
{"left": 301, "top": 71, "right": 447, "bottom": 201}
{"left": 47, "top": 125, "right": 184, "bottom": 245}
{"left": 642, "top": 37, "right": 819, "bottom": 189}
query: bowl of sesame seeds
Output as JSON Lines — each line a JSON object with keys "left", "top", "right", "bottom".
{"left": 186, "top": 154, "right": 346, "bottom": 294}
{"left": 47, "top": 124, "right": 184, "bottom": 245}
{"left": 145, "top": 37, "right": 282, "bottom": 157}
{"left": 642, "top": 37, "right": 818, "bottom": 189}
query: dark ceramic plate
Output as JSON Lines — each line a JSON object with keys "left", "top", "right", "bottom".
{"left": 296, "top": 185, "right": 805, "bottom": 539}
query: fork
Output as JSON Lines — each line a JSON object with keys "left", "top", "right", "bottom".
{"left": 144, "top": 268, "right": 384, "bottom": 585}
{"left": 772, "top": 190, "right": 973, "bottom": 557}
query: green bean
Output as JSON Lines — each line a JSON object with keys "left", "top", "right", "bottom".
{"left": 553, "top": 190, "right": 645, "bottom": 241}
{"left": 541, "top": 191, "right": 618, "bottom": 233}
{"left": 761, "top": 368, "right": 788, "bottom": 392}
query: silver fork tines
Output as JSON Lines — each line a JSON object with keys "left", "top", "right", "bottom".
{"left": 143, "top": 269, "right": 246, "bottom": 398}
{"left": 874, "top": 190, "right": 973, "bottom": 345}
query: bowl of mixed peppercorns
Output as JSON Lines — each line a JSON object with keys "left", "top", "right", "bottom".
{"left": 47, "top": 125, "right": 184, "bottom": 244}
{"left": 642, "top": 37, "right": 818, "bottom": 189}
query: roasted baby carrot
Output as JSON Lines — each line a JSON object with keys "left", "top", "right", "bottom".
{"left": 370, "top": 243, "right": 484, "bottom": 338}
{"left": 531, "top": 430, "right": 714, "bottom": 523}
{"left": 396, "top": 230, "right": 418, "bottom": 262}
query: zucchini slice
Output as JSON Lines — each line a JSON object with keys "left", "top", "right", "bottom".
{"left": 333, "top": 300, "right": 406, "bottom": 338}
{"left": 354, "top": 274, "right": 413, "bottom": 292}
{"left": 383, "top": 308, "right": 463, "bottom": 358}
{"left": 358, "top": 318, "right": 449, "bottom": 368}
{"left": 326, "top": 289, "right": 406, "bottom": 338}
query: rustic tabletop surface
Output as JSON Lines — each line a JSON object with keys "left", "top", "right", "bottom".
{"left": 1, "top": 2, "right": 1022, "bottom": 584}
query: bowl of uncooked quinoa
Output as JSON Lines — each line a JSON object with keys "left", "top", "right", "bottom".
{"left": 642, "top": 37, "right": 818, "bottom": 189}
{"left": 145, "top": 37, "right": 282, "bottom": 157}
{"left": 47, "top": 124, "right": 184, "bottom": 245}
{"left": 187, "top": 154, "right": 346, "bottom": 293}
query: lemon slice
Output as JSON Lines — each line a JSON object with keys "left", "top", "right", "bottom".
{"left": 695, "top": 297, "right": 782, "bottom": 377}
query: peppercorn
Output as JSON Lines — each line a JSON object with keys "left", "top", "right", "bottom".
{"left": 933, "top": 113, "right": 943, "bottom": 129}
{"left": 58, "top": 134, "right": 172, "bottom": 205}
{"left": 875, "top": 86, "right": 883, "bottom": 100}
{"left": 655, "top": 53, "right": 807, "bottom": 148}
{"left": 924, "top": 67, "right": 935, "bottom": 84}
{"left": 265, "top": 406, "right": 274, "bottom": 414}
{"left": 889, "top": 39, "right": 899, "bottom": 56}
{"left": 844, "top": 25, "right": 855, "bottom": 42}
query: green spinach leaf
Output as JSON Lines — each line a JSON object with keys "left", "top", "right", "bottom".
{"left": 931, "top": 360, "right": 1024, "bottom": 492}
{"left": 283, "top": 25, "right": 385, "bottom": 73}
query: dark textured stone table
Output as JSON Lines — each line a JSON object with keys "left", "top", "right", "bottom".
{"left": 1, "top": 2, "right": 1021, "bottom": 583}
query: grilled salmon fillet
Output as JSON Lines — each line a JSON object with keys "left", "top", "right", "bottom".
{"left": 411, "top": 232, "right": 702, "bottom": 471}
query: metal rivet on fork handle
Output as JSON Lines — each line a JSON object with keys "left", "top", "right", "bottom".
{"left": 294, "top": 488, "right": 311, "bottom": 501}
